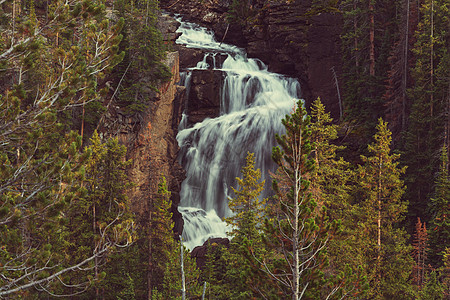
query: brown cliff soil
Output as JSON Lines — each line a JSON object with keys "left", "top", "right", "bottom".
{"left": 97, "top": 14, "right": 186, "bottom": 235}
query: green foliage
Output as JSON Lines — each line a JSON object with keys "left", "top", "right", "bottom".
{"left": 221, "top": 152, "right": 273, "bottom": 299}
{"left": 402, "top": 0, "right": 450, "bottom": 226}
{"left": 264, "top": 100, "right": 336, "bottom": 299}
{"left": 429, "top": 147, "right": 450, "bottom": 267}
{"left": 356, "top": 119, "right": 413, "bottom": 299}
{"left": 226, "top": 151, "right": 266, "bottom": 239}
{"left": 148, "top": 176, "right": 201, "bottom": 299}
{"left": 340, "top": 0, "right": 400, "bottom": 142}
{"left": 61, "top": 131, "right": 135, "bottom": 297}
{"left": 114, "top": 0, "right": 171, "bottom": 114}
{"left": 309, "top": 98, "right": 368, "bottom": 298}
{"left": 419, "top": 271, "right": 445, "bottom": 300}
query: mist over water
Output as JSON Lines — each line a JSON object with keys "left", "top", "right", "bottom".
{"left": 175, "top": 18, "right": 301, "bottom": 250}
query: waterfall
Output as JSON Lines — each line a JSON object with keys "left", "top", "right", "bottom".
{"left": 176, "top": 18, "right": 301, "bottom": 250}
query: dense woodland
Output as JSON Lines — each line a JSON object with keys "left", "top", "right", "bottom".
{"left": 0, "top": 0, "right": 450, "bottom": 299}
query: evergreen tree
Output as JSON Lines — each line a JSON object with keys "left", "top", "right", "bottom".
{"left": 223, "top": 152, "right": 274, "bottom": 299}
{"left": 62, "top": 131, "right": 135, "bottom": 298}
{"left": 340, "top": 0, "right": 400, "bottom": 140}
{"left": 309, "top": 98, "right": 350, "bottom": 220}
{"left": 310, "top": 98, "right": 367, "bottom": 298}
{"left": 403, "top": 0, "right": 450, "bottom": 226}
{"left": 263, "top": 100, "right": 336, "bottom": 299}
{"left": 429, "top": 146, "right": 450, "bottom": 267}
{"left": 357, "top": 118, "right": 413, "bottom": 299}
{"left": 114, "top": 0, "right": 171, "bottom": 114}
{"left": 226, "top": 152, "right": 266, "bottom": 241}
{"left": 413, "top": 217, "right": 429, "bottom": 289}
{"left": 148, "top": 176, "right": 200, "bottom": 299}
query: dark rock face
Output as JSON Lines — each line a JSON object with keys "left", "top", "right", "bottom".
{"left": 175, "top": 46, "right": 205, "bottom": 70}
{"left": 191, "top": 238, "right": 230, "bottom": 270}
{"left": 306, "top": 13, "right": 343, "bottom": 119}
{"left": 161, "top": 0, "right": 343, "bottom": 119}
{"left": 187, "top": 69, "right": 224, "bottom": 124}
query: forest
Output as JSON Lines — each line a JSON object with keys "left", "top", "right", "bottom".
{"left": 0, "top": 0, "right": 449, "bottom": 299}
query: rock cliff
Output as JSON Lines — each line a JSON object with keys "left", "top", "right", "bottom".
{"left": 98, "top": 14, "right": 186, "bottom": 235}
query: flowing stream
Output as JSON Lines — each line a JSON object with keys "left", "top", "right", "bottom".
{"left": 175, "top": 19, "right": 301, "bottom": 250}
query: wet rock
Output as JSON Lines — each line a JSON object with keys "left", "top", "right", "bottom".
{"left": 158, "top": 12, "right": 182, "bottom": 43}
{"left": 174, "top": 45, "right": 205, "bottom": 70}
{"left": 191, "top": 237, "right": 230, "bottom": 269}
{"left": 187, "top": 69, "right": 224, "bottom": 124}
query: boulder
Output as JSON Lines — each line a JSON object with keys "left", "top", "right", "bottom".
{"left": 187, "top": 69, "right": 224, "bottom": 124}
{"left": 191, "top": 237, "right": 230, "bottom": 270}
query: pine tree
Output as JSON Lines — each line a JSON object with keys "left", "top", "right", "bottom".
{"left": 61, "top": 131, "right": 135, "bottom": 298}
{"left": 114, "top": 0, "right": 171, "bottom": 114}
{"left": 403, "top": 0, "right": 450, "bottom": 226}
{"left": 309, "top": 98, "right": 367, "bottom": 298}
{"left": 223, "top": 152, "right": 273, "bottom": 299}
{"left": 340, "top": 0, "right": 400, "bottom": 140}
{"left": 429, "top": 146, "right": 450, "bottom": 267}
{"left": 148, "top": 176, "right": 200, "bottom": 299}
{"left": 263, "top": 100, "right": 336, "bottom": 299}
{"left": 226, "top": 151, "right": 266, "bottom": 242}
{"left": 309, "top": 98, "right": 350, "bottom": 220}
{"left": 413, "top": 217, "right": 429, "bottom": 288}
{"left": 357, "top": 118, "right": 413, "bottom": 299}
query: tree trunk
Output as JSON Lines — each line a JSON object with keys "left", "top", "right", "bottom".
{"left": 377, "top": 158, "right": 382, "bottom": 296}
{"left": 402, "top": 0, "right": 410, "bottom": 131}
{"left": 180, "top": 236, "right": 186, "bottom": 300}
{"left": 430, "top": 0, "right": 434, "bottom": 124}
{"left": 293, "top": 137, "right": 300, "bottom": 300}
{"left": 369, "top": 0, "right": 375, "bottom": 76}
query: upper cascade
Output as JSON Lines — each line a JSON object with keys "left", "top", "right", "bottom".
{"left": 175, "top": 18, "right": 242, "bottom": 55}
{"left": 175, "top": 17, "right": 302, "bottom": 250}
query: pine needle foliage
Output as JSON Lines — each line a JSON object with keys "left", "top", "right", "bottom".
{"left": 263, "top": 100, "right": 336, "bottom": 299}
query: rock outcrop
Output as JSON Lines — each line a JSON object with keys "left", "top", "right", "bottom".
{"left": 186, "top": 69, "right": 224, "bottom": 125}
{"left": 98, "top": 14, "right": 186, "bottom": 235}
{"left": 191, "top": 237, "right": 230, "bottom": 270}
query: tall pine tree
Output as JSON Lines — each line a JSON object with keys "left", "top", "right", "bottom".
{"left": 357, "top": 118, "right": 413, "bottom": 299}
{"left": 263, "top": 100, "right": 336, "bottom": 299}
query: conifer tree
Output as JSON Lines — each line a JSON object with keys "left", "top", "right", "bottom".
{"left": 62, "top": 131, "right": 135, "bottom": 298}
{"left": 357, "top": 118, "right": 413, "bottom": 299}
{"left": 114, "top": 0, "right": 171, "bottom": 114}
{"left": 310, "top": 98, "right": 367, "bottom": 298}
{"left": 340, "top": 0, "right": 399, "bottom": 139}
{"left": 149, "top": 176, "right": 200, "bottom": 299}
{"left": 413, "top": 217, "right": 429, "bottom": 289}
{"left": 263, "top": 100, "right": 335, "bottom": 299}
{"left": 223, "top": 152, "right": 273, "bottom": 299}
{"left": 403, "top": 0, "right": 450, "bottom": 225}
{"left": 309, "top": 98, "right": 350, "bottom": 220}
{"left": 429, "top": 146, "right": 450, "bottom": 267}
{"left": 226, "top": 152, "right": 266, "bottom": 242}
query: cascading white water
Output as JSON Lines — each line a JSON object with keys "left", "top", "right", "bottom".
{"left": 176, "top": 18, "right": 301, "bottom": 250}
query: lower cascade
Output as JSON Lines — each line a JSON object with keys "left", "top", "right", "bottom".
{"left": 176, "top": 18, "right": 301, "bottom": 250}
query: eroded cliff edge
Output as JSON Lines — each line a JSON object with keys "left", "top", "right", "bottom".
{"left": 99, "top": 15, "right": 186, "bottom": 235}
